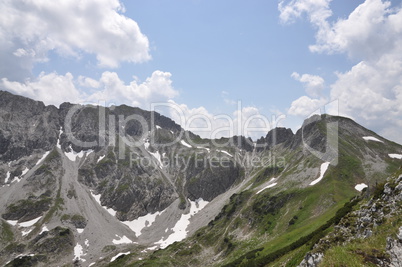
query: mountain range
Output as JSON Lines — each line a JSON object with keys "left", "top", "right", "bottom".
{"left": 0, "top": 90, "right": 401, "bottom": 266}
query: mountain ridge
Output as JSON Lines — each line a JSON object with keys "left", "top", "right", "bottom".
{"left": 0, "top": 90, "right": 401, "bottom": 266}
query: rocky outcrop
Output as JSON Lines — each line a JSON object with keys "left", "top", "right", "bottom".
{"left": 256, "top": 127, "right": 294, "bottom": 152}
{"left": 31, "top": 227, "right": 74, "bottom": 255}
{"left": 387, "top": 226, "right": 402, "bottom": 267}
{"left": 0, "top": 91, "right": 59, "bottom": 161}
{"left": 299, "top": 174, "right": 402, "bottom": 266}
{"left": 298, "top": 252, "right": 323, "bottom": 267}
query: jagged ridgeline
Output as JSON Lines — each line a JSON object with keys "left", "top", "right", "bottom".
{"left": 0, "top": 90, "right": 401, "bottom": 266}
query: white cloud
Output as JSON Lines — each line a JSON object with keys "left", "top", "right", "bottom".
{"left": 1, "top": 70, "right": 178, "bottom": 109}
{"left": 288, "top": 96, "right": 327, "bottom": 117}
{"left": 278, "top": 0, "right": 332, "bottom": 25}
{"left": 330, "top": 56, "right": 402, "bottom": 142}
{"left": 281, "top": 0, "right": 402, "bottom": 144}
{"left": 88, "top": 71, "right": 178, "bottom": 108}
{"left": 157, "top": 101, "right": 272, "bottom": 140}
{"left": 78, "top": 76, "right": 100, "bottom": 89}
{"left": 0, "top": 0, "right": 151, "bottom": 81}
{"left": 291, "top": 72, "right": 325, "bottom": 97}
{"left": 1, "top": 72, "right": 83, "bottom": 106}
{"left": 310, "top": 0, "right": 396, "bottom": 60}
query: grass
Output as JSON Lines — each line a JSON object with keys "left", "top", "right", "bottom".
{"left": 44, "top": 148, "right": 60, "bottom": 163}
{"left": 321, "top": 211, "right": 402, "bottom": 266}
{"left": 0, "top": 221, "right": 14, "bottom": 243}
{"left": 132, "top": 164, "right": 358, "bottom": 267}
{"left": 270, "top": 245, "right": 311, "bottom": 267}
{"left": 98, "top": 122, "right": 402, "bottom": 266}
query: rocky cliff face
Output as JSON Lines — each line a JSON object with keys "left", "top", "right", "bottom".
{"left": 0, "top": 91, "right": 248, "bottom": 266}
{"left": 256, "top": 127, "right": 294, "bottom": 152}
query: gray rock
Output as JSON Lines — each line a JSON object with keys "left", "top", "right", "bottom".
{"left": 384, "top": 183, "right": 393, "bottom": 195}
{"left": 387, "top": 228, "right": 402, "bottom": 267}
{"left": 298, "top": 253, "right": 324, "bottom": 267}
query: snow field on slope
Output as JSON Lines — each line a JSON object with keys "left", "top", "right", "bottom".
{"left": 112, "top": 235, "right": 133, "bottom": 245}
{"left": 35, "top": 151, "right": 50, "bottom": 166}
{"left": 155, "top": 198, "right": 209, "bottom": 249}
{"left": 180, "top": 140, "right": 192, "bottom": 148}
{"left": 218, "top": 150, "right": 233, "bottom": 157}
{"left": 362, "top": 136, "right": 383, "bottom": 143}
{"left": 256, "top": 178, "right": 278, "bottom": 194}
{"left": 73, "top": 243, "right": 86, "bottom": 262}
{"left": 110, "top": 252, "right": 130, "bottom": 262}
{"left": 122, "top": 210, "right": 164, "bottom": 237}
{"left": 310, "top": 162, "right": 331, "bottom": 186}
{"left": 64, "top": 145, "right": 93, "bottom": 162}
{"left": 197, "top": 146, "right": 210, "bottom": 152}
{"left": 97, "top": 155, "right": 105, "bottom": 163}
{"left": 389, "top": 154, "right": 402, "bottom": 159}
{"left": 90, "top": 191, "right": 117, "bottom": 216}
{"left": 7, "top": 216, "right": 42, "bottom": 237}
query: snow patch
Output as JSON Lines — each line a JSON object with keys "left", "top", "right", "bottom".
{"left": 156, "top": 125, "right": 162, "bottom": 129}
{"left": 218, "top": 150, "right": 233, "bottom": 157}
{"left": 21, "top": 229, "right": 33, "bottom": 236}
{"left": 362, "top": 136, "right": 383, "bottom": 143}
{"left": 122, "top": 210, "right": 165, "bottom": 237}
{"left": 39, "top": 225, "right": 49, "bottom": 234}
{"left": 85, "top": 239, "right": 89, "bottom": 247}
{"left": 19, "top": 216, "right": 42, "bottom": 227}
{"left": 77, "top": 228, "right": 84, "bottom": 234}
{"left": 180, "top": 140, "right": 192, "bottom": 148}
{"left": 7, "top": 220, "right": 18, "bottom": 226}
{"left": 197, "top": 146, "right": 210, "bottom": 152}
{"left": 146, "top": 149, "right": 163, "bottom": 168}
{"left": 4, "top": 171, "right": 10, "bottom": 184}
{"left": 110, "top": 252, "right": 130, "bottom": 262}
{"left": 156, "top": 198, "right": 209, "bottom": 249}
{"left": 57, "top": 127, "right": 63, "bottom": 149}
{"left": 144, "top": 140, "right": 150, "bottom": 149}
{"left": 256, "top": 179, "right": 278, "bottom": 194}
{"left": 144, "top": 143, "right": 164, "bottom": 168}
{"left": 355, "top": 183, "right": 368, "bottom": 191}
{"left": 21, "top": 167, "right": 29, "bottom": 176}
{"left": 64, "top": 145, "right": 93, "bottom": 162}
{"left": 73, "top": 243, "right": 86, "bottom": 262}
{"left": 11, "top": 176, "right": 21, "bottom": 183}
{"left": 97, "top": 155, "right": 106, "bottom": 163}
{"left": 35, "top": 151, "right": 50, "bottom": 166}
{"left": 310, "top": 162, "right": 331, "bottom": 186}
{"left": 90, "top": 191, "right": 117, "bottom": 216}
{"left": 389, "top": 154, "right": 402, "bottom": 159}
{"left": 112, "top": 235, "right": 133, "bottom": 245}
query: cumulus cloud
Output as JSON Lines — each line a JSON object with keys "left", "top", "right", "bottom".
{"left": 288, "top": 96, "right": 328, "bottom": 117}
{"left": 1, "top": 72, "right": 83, "bottom": 106}
{"left": 310, "top": 0, "right": 397, "bottom": 60}
{"left": 278, "top": 0, "right": 332, "bottom": 25}
{"left": 159, "top": 101, "right": 272, "bottom": 140}
{"left": 0, "top": 0, "right": 151, "bottom": 82}
{"left": 1, "top": 70, "right": 178, "bottom": 109}
{"left": 281, "top": 0, "right": 402, "bottom": 143}
{"left": 291, "top": 72, "right": 325, "bottom": 98}
{"left": 88, "top": 71, "right": 178, "bottom": 108}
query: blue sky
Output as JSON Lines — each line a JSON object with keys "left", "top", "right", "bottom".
{"left": 1, "top": 0, "right": 402, "bottom": 143}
